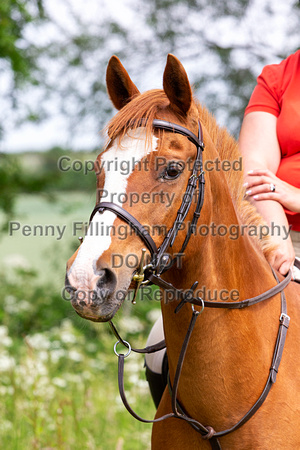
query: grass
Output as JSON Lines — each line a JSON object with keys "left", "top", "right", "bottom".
{"left": 1, "top": 192, "right": 95, "bottom": 282}
{"left": 0, "top": 193, "right": 161, "bottom": 449}
{"left": 0, "top": 316, "right": 156, "bottom": 449}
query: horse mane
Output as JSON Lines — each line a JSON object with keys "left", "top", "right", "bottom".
{"left": 105, "top": 89, "right": 275, "bottom": 258}
{"left": 195, "top": 101, "right": 275, "bottom": 258}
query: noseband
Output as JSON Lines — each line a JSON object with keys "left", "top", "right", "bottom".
{"left": 89, "top": 118, "right": 205, "bottom": 276}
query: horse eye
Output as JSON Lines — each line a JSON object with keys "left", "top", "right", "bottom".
{"left": 163, "top": 162, "right": 184, "bottom": 180}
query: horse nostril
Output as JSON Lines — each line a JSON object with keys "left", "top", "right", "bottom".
{"left": 96, "top": 268, "right": 117, "bottom": 294}
{"left": 97, "top": 269, "right": 106, "bottom": 281}
{"left": 65, "top": 273, "right": 76, "bottom": 296}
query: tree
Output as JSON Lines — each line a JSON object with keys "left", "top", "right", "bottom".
{"left": 1, "top": 0, "right": 300, "bottom": 145}
{"left": 0, "top": 0, "right": 46, "bottom": 139}
{"left": 0, "top": 0, "right": 47, "bottom": 227}
{"left": 27, "top": 0, "right": 299, "bottom": 142}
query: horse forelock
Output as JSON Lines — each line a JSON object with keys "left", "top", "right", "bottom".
{"left": 105, "top": 89, "right": 191, "bottom": 154}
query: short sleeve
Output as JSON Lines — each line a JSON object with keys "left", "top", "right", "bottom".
{"left": 244, "top": 65, "right": 282, "bottom": 117}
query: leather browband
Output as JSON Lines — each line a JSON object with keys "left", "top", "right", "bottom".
{"left": 150, "top": 119, "right": 204, "bottom": 149}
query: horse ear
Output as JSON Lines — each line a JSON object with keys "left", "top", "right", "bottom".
{"left": 106, "top": 55, "right": 140, "bottom": 110}
{"left": 163, "top": 54, "right": 192, "bottom": 115}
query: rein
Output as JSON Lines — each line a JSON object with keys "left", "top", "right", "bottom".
{"left": 111, "top": 269, "right": 291, "bottom": 450}
{"left": 89, "top": 119, "right": 292, "bottom": 449}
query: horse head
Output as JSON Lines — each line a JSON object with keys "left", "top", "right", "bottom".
{"left": 65, "top": 54, "right": 209, "bottom": 322}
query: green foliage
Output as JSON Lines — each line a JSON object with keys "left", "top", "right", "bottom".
{"left": 0, "top": 149, "right": 97, "bottom": 231}
{"left": 2, "top": 0, "right": 300, "bottom": 145}
{"left": 0, "top": 153, "right": 20, "bottom": 218}
{"left": 0, "top": 267, "right": 69, "bottom": 337}
{"left": 0, "top": 0, "right": 44, "bottom": 84}
{"left": 0, "top": 264, "right": 158, "bottom": 448}
{"left": 0, "top": 0, "right": 47, "bottom": 141}
{"left": 32, "top": 0, "right": 299, "bottom": 140}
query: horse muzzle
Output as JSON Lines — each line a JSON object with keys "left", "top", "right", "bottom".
{"left": 64, "top": 268, "right": 124, "bottom": 322}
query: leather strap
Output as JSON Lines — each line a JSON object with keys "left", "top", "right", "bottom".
{"left": 109, "top": 320, "right": 166, "bottom": 354}
{"left": 294, "top": 258, "right": 300, "bottom": 271}
{"left": 147, "top": 269, "right": 292, "bottom": 311}
{"left": 152, "top": 119, "right": 205, "bottom": 273}
{"left": 116, "top": 307, "right": 220, "bottom": 444}
{"left": 90, "top": 202, "right": 158, "bottom": 255}
{"left": 115, "top": 270, "right": 290, "bottom": 449}
{"left": 146, "top": 118, "right": 204, "bottom": 149}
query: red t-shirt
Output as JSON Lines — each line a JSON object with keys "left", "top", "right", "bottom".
{"left": 245, "top": 50, "right": 300, "bottom": 231}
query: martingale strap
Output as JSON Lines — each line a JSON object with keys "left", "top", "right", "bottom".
{"left": 113, "top": 269, "right": 291, "bottom": 450}
{"left": 147, "top": 268, "right": 292, "bottom": 311}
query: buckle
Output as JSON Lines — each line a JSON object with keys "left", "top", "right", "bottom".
{"left": 280, "top": 313, "right": 290, "bottom": 328}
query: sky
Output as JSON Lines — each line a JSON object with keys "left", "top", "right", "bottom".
{"left": 0, "top": 0, "right": 299, "bottom": 153}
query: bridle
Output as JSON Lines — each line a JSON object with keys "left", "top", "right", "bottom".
{"left": 89, "top": 119, "right": 291, "bottom": 449}
{"left": 89, "top": 118, "right": 205, "bottom": 276}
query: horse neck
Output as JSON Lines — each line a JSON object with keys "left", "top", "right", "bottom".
{"left": 160, "top": 164, "right": 280, "bottom": 421}
{"left": 164, "top": 155, "right": 274, "bottom": 300}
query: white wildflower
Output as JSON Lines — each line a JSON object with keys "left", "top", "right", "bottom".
{"left": 89, "top": 359, "right": 107, "bottom": 371}
{"left": 3, "top": 254, "right": 30, "bottom": 269}
{"left": 68, "top": 350, "right": 83, "bottom": 362}
{"left": 0, "top": 326, "right": 13, "bottom": 347}
{"left": 60, "top": 331, "right": 77, "bottom": 344}
{"left": 0, "top": 354, "right": 15, "bottom": 372}
{"left": 0, "top": 325, "right": 9, "bottom": 338}
{"left": 0, "top": 385, "right": 14, "bottom": 395}
{"left": 86, "top": 342, "right": 97, "bottom": 352}
{"left": 51, "top": 340, "right": 63, "bottom": 349}
{"left": 129, "top": 374, "right": 140, "bottom": 384}
{"left": 82, "top": 371, "right": 92, "bottom": 380}
{"left": 1, "top": 336, "right": 13, "bottom": 347}
{"left": 4, "top": 296, "right": 32, "bottom": 314}
{"left": 26, "top": 333, "right": 51, "bottom": 350}
{"left": 118, "top": 316, "right": 144, "bottom": 333}
{"left": 50, "top": 348, "right": 66, "bottom": 363}
{"left": 0, "top": 420, "right": 13, "bottom": 432}
{"left": 52, "top": 377, "right": 67, "bottom": 388}
{"left": 33, "top": 384, "right": 55, "bottom": 400}
{"left": 37, "top": 350, "right": 48, "bottom": 362}
{"left": 65, "top": 373, "right": 82, "bottom": 384}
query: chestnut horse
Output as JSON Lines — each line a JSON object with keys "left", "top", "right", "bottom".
{"left": 65, "top": 54, "right": 300, "bottom": 449}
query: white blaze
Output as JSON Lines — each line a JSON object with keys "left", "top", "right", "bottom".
{"left": 68, "top": 128, "right": 158, "bottom": 279}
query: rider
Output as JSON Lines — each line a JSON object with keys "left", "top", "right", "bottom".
{"left": 145, "top": 50, "right": 300, "bottom": 408}
{"left": 239, "top": 49, "right": 300, "bottom": 275}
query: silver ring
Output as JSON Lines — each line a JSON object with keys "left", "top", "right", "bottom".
{"left": 270, "top": 183, "right": 276, "bottom": 192}
{"left": 192, "top": 297, "right": 205, "bottom": 315}
{"left": 114, "top": 340, "right": 131, "bottom": 358}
